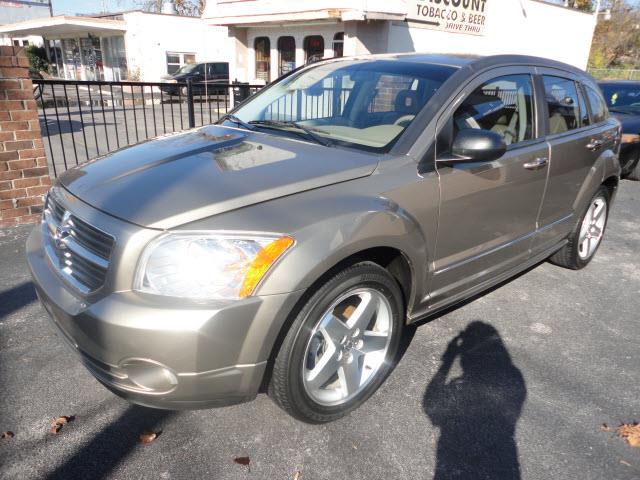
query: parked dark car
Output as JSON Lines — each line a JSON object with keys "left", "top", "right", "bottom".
{"left": 599, "top": 80, "right": 640, "bottom": 180}
{"left": 160, "top": 61, "right": 229, "bottom": 96}
{"left": 28, "top": 54, "right": 621, "bottom": 423}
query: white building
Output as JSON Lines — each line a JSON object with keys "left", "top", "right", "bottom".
{"left": 203, "top": 0, "right": 597, "bottom": 84}
{"left": 0, "top": 11, "right": 230, "bottom": 81}
{"left": 0, "top": 0, "right": 51, "bottom": 48}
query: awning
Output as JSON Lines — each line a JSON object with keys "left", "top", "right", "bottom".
{"left": 0, "top": 16, "right": 126, "bottom": 38}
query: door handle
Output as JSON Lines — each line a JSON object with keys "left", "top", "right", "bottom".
{"left": 586, "top": 139, "right": 603, "bottom": 151}
{"left": 523, "top": 157, "right": 548, "bottom": 170}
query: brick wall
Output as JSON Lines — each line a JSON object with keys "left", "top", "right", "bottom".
{"left": 0, "top": 46, "right": 51, "bottom": 228}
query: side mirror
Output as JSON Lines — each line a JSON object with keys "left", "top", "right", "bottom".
{"left": 450, "top": 128, "right": 507, "bottom": 162}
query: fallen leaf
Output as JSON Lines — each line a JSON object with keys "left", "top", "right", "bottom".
{"left": 54, "top": 416, "right": 74, "bottom": 425}
{"left": 1, "top": 431, "right": 14, "bottom": 439}
{"left": 616, "top": 422, "right": 640, "bottom": 448}
{"left": 600, "top": 423, "right": 610, "bottom": 432}
{"left": 138, "top": 430, "right": 159, "bottom": 444}
{"left": 620, "top": 460, "right": 632, "bottom": 467}
{"left": 292, "top": 470, "right": 302, "bottom": 480}
{"left": 50, "top": 415, "right": 75, "bottom": 434}
{"left": 234, "top": 457, "right": 251, "bottom": 472}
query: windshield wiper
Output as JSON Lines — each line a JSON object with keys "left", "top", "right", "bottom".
{"left": 219, "top": 113, "right": 256, "bottom": 131}
{"left": 249, "top": 120, "right": 333, "bottom": 147}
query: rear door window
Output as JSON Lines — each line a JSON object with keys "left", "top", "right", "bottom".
{"left": 542, "top": 76, "right": 581, "bottom": 134}
{"left": 585, "top": 85, "right": 608, "bottom": 123}
{"left": 453, "top": 74, "right": 535, "bottom": 146}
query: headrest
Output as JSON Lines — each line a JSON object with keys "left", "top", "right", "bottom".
{"left": 395, "top": 90, "right": 420, "bottom": 114}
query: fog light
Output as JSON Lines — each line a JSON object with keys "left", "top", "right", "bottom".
{"left": 120, "top": 359, "right": 178, "bottom": 393}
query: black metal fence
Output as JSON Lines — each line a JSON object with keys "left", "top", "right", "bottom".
{"left": 34, "top": 79, "right": 263, "bottom": 178}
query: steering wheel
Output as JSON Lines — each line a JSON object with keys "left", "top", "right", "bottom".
{"left": 394, "top": 114, "right": 415, "bottom": 127}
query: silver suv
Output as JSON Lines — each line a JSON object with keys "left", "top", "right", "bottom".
{"left": 27, "top": 54, "right": 620, "bottom": 423}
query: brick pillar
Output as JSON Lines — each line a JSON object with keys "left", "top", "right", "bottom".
{"left": 0, "top": 45, "right": 51, "bottom": 228}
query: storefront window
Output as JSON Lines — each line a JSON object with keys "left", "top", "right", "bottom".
{"left": 304, "top": 35, "right": 324, "bottom": 63}
{"left": 48, "top": 39, "right": 63, "bottom": 78}
{"left": 254, "top": 37, "right": 270, "bottom": 82}
{"left": 166, "top": 52, "right": 196, "bottom": 75}
{"left": 80, "top": 36, "right": 103, "bottom": 81}
{"left": 278, "top": 36, "right": 295, "bottom": 76}
{"left": 103, "top": 36, "right": 128, "bottom": 81}
{"left": 333, "top": 32, "right": 344, "bottom": 58}
{"left": 61, "top": 38, "right": 81, "bottom": 80}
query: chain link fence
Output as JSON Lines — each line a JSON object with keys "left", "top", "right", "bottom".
{"left": 588, "top": 68, "right": 640, "bottom": 81}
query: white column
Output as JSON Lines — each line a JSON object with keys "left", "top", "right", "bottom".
{"left": 270, "top": 38, "right": 279, "bottom": 82}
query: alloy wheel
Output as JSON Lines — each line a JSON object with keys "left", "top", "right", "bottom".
{"left": 302, "top": 288, "right": 393, "bottom": 406}
{"left": 578, "top": 196, "right": 607, "bottom": 260}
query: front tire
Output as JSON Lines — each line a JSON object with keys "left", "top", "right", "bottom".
{"left": 269, "top": 262, "right": 404, "bottom": 423}
{"left": 549, "top": 186, "right": 610, "bottom": 270}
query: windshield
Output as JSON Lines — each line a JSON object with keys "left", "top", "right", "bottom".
{"left": 175, "top": 63, "right": 199, "bottom": 75}
{"left": 228, "top": 59, "right": 456, "bottom": 151}
{"left": 600, "top": 84, "right": 640, "bottom": 113}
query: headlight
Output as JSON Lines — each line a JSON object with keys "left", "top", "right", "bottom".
{"left": 134, "top": 233, "right": 294, "bottom": 300}
{"left": 621, "top": 133, "right": 640, "bottom": 144}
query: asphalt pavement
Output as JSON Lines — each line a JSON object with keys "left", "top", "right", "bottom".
{"left": 0, "top": 182, "right": 639, "bottom": 480}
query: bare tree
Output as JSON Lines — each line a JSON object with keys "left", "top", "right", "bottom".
{"left": 589, "top": 0, "right": 640, "bottom": 67}
{"left": 136, "top": 0, "right": 203, "bottom": 16}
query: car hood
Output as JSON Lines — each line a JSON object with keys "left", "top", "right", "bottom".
{"left": 610, "top": 111, "right": 640, "bottom": 133}
{"left": 60, "top": 125, "right": 378, "bottom": 229}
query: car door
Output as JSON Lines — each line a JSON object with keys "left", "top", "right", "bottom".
{"left": 531, "top": 70, "right": 617, "bottom": 253}
{"left": 430, "top": 69, "right": 549, "bottom": 306}
{"left": 190, "top": 64, "right": 205, "bottom": 94}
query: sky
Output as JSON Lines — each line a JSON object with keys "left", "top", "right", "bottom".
{"left": 52, "top": 0, "right": 139, "bottom": 15}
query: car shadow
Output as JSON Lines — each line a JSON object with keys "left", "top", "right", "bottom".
{"left": 423, "top": 321, "right": 526, "bottom": 480}
{"left": 44, "top": 405, "right": 175, "bottom": 480}
{"left": 0, "top": 281, "right": 38, "bottom": 319}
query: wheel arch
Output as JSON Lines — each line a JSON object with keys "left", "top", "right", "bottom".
{"left": 259, "top": 245, "right": 414, "bottom": 393}
{"left": 573, "top": 149, "right": 620, "bottom": 213}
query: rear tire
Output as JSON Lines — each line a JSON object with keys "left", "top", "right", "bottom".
{"left": 268, "top": 262, "right": 404, "bottom": 423}
{"left": 549, "top": 186, "right": 610, "bottom": 270}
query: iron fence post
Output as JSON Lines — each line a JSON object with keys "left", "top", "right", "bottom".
{"left": 186, "top": 78, "right": 195, "bottom": 129}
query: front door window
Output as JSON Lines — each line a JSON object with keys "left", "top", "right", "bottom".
{"left": 278, "top": 36, "right": 295, "bottom": 76}
{"left": 254, "top": 37, "right": 270, "bottom": 82}
{"left": 304, "top": 35, "right": 324, "bottom": 64}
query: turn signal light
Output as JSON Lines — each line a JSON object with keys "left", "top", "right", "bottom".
{"left": 239, "top": 236, "right": 294, "bottom": 297}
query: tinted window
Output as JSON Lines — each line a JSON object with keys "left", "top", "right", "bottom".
{"left": 543, "top": 76, "right": 580, "bottom": 134}
{"left": 208, "top": 63, "right": 229, "bottom": 76}
{"left": 585, "top": 85, "right": 608, "bottom": 123}
{"left": 453, "top": 74, "right": 535, "bottom": 146}
{"left": 599, "top": 83, "right": 640, "bottom": 114}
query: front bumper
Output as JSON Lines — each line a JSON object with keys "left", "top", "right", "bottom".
{"left": 27, "top": 224, "right": 302, "bottom": 410}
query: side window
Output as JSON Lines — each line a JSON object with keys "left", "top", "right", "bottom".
{"left": 585, "top": 85, "right": 608, "bottom": 123}
{"left": 577, "top": 85, "right": 590, "bottom": 127}
{"left": 453, "top": 74, "right": 535, "bottom": 146}
{"left": 542, "top": 76, "right": 580, "bottom": 134}
{"left": 192, "top": 64, "right": 204, "bottom": 76}
{"left": 209, "top": 63, "right": 228, "bottom": 75}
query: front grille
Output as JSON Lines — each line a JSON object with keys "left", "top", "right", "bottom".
{"left": 43, "top": 194, "right": 115, "bottom": 294}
